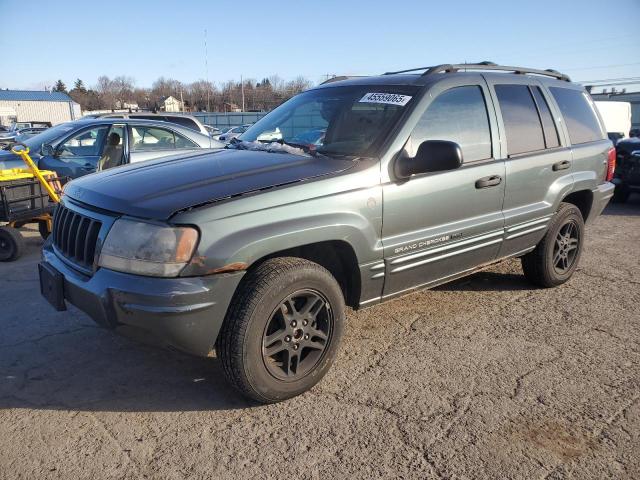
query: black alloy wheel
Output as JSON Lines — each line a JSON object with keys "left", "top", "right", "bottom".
{"left": 217, "top": 257, "right": 345, "bottom": 403}
{"left": 521, "top": 202, "right": 584, "bottom": 288}
{"left": 262, "top": 289, "right": 332, "bottom": 381}
{"left": 552, "top": 219, "right": 580, "bottom": 274}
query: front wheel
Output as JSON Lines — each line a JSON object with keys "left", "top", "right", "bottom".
{"left": 521, "top": 203, "right": 584, "bottom": 288}
{"left": 216, "top": 257, "right": 345, "bottom": 403}
{"left": 38, "top": 220, "right": 51, "bottom": 240}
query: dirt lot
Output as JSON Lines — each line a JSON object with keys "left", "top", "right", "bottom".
{"left": 1, "top": 197, "right": 638, "bottom": 480}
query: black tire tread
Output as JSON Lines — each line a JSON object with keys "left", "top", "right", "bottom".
{"left": 38, "top": 220, "right": 50, "bottom": 240}
{"left": 216, "top": 257, "right": 339, "bottom": 403}
{"left": 521, "top": 202, "right": 583, "bottom": 288}
{"left": 0, "top": 226, "right": 25, "bottom": 262}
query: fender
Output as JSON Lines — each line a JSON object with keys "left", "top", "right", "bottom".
{"left": 176, "top": 169, "right": 384, "bottom": 277}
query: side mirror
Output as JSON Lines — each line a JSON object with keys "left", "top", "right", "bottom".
{"left": 395, "top": 140, "right": 463, "bottom": 179}
{"left": 41, "top": 143, "right": 55, "bottom": 157}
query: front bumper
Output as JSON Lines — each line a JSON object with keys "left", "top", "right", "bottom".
{"left": 589, "top": 182, "right": 615, "bottom": 223}
{"left": 41, "top": 242, "right": 245, "bottom": 357}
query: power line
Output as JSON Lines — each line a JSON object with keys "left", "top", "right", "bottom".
{"left": 587, "top": 81, "right": 640, "bottom": 87}
{"left": 578, "top": 76, "right": 640, "bottom": 84}
{"left": 564, "top": 62, "right": 640, "bottom": 72}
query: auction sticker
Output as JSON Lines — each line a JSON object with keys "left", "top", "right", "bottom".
{"left": 359, "top": 92, "right": 412, "bottom": 106}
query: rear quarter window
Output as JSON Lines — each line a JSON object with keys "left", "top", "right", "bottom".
{"left": 549, "top": 87, "right": 605, "bottom": 145}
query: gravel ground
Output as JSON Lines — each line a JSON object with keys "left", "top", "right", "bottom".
{"left": 1, "top": 197, "right": 639, "bottom": 480}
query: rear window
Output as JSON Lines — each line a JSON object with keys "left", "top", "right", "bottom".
{"left": 130, "top": 115, "right": 200, "bottom": 132}
{"left": 132, "top": 115, "right": 162, "bottom": 121}
{"left": 165, "top": 116, "right": 200, "bottom": 131}
{"left": 549, "top": 87, "right": 605, "bottom": 145}
{"left": 495, "top": 85, "right": 545, "bottom": 155}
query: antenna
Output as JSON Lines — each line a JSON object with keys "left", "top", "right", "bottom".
{"left": 241, "top": 74, "right": 245, "bottom": 112}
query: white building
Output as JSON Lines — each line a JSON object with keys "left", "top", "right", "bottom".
{"left": 0, "top": 90, "right": 81, "bottom": 127}
{"left": 591, "top": 91, "right": 640, "bottom": 131}
{"left": 162, "top": 95, "right": 183, "bottom": 112}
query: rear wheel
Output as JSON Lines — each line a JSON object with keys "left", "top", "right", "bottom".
{"left": 521, "top": 203, "right": 584, "bottom": 288}
{"left": 0, "top": 226, "right": 25, "bottom": 262}
{"left": 217, "top": 257, "right": 345, "bottom": 403}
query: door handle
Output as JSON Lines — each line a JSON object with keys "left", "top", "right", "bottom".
{"left": 552, "top": 160, "right": 571, "bottom": 171}
{"left": 475, "top": 175, "right": 502, "bottom": 189}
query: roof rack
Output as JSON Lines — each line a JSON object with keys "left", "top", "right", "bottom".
{"left": 383, "top": 61, "right": 571, "bottom": 82}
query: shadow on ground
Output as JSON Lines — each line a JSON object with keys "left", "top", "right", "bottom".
{"left": 602, "top": 192, "right": 640, "bottom": 216}
{"left": 0, "top": 317, "right": 253, "bottom": 413}
{"left": 435, "top": 270, "right": 533, "bottom": 292}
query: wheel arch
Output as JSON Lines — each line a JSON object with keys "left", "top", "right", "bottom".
{"left": 561, "top": 189, "right": 594, "bottom": 222}
{"left": 248, "top": 240, "right": 362, "bottom": 309}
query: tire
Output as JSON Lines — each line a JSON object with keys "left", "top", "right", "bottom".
{"left": 611, "top": 185, "right": 630, "bottom": 203}
{"left": 0, "top": 226, "right": 25, "bottom": 262}
{"left": 521, "top": 202, "right": 584, "bottom": 288}
{"left": 217, "top": 257, "right": 345, "bottom": 403}
{"left": 38, "top": 220, "right": 51, "bottom": 240}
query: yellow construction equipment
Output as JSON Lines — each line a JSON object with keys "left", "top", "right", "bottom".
{"left": 0, "top": 143, "right": 63, "bottom": 261}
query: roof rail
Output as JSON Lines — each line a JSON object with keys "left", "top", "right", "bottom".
{"left": 384, "top": 61, "right": 571, "bottom": 82}
{"left": 320, "top": 75, "right": 365, "bottom": 85}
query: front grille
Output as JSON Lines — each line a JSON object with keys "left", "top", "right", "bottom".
{"left": 52, "top": 204, "right": 102, "bottom": 269}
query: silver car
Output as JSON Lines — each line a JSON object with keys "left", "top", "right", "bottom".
{"left": 87, "top": 112, "right": 210, "bottom": 136}
{"left": 2, "top": 118, "right": 223, "bottom": 179}
{"left": 217, "top": 124, "right": 252, "bottom": 143}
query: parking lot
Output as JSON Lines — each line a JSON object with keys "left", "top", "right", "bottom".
{"left": 0, "top": 197, "right": 638, "bottom": 479}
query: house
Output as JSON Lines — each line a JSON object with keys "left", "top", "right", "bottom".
{"left": 162, "top": 96, "right": 183, "bottom": 113}
{"left": 115, "top": 100, "right": 139, "bottom": 110}
{"left": 0, "top": 90, "right": 81, "bottom": 127}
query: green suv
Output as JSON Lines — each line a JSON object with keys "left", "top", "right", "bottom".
{"left": 38, "top": 63, "right": 615, "bottom": 403}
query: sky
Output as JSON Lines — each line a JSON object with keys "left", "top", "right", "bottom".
{"left": 0, "top": 0, "right": 639, "bottom": 92}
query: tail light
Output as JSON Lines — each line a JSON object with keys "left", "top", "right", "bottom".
{"left": 606, "top": 147, "right": 616, "bottom": 182}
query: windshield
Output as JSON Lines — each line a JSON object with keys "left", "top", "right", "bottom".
{"left": 239, "top": 85, "right": 418, "bottom": 157}
{"left": 17, "top": 123, "right": 76, "bottom": 152}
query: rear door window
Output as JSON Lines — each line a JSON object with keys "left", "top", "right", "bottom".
{"left": 411, "top": 85, "right": 492, "bottom": 162}
{"left": 549, "top": 87, "right": 605, "bottom": 145}
{"left": 495, "top": 85, "right": 545, "bottom": 156}
{"left": 130, "top": 126, "right": 198, "bottom": 151}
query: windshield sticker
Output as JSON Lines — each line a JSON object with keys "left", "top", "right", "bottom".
{"left": 359, "top": 92, "right": 412, "bottom": 106}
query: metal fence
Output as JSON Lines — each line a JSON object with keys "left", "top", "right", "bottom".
{"left": 191, "top": 112, "right": 268, "bottom": 129}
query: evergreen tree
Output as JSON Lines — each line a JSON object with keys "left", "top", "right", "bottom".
{"left": 74, "top": 79, "right": 86, "bottom": 92}
{"left": 53, "top": 79, "right": 67, "bottom": 93}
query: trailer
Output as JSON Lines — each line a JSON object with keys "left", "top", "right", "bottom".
{"left": 595, "top": 101, "right": 632, "bottom": 144}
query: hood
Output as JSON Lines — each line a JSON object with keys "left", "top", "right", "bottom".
{"left": 64, "top": 149, "right": 355, "bottom": 220}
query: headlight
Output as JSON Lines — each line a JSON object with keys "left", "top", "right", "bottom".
{"left": 98, "top": 219, "right": 199, "bottom": 277}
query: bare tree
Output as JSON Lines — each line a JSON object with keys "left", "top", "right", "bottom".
{"left": 78, "top": 73, "right": 315, "bottom": 113}
{"left": 112, "top": 75, "right": 135, "bottom": 108}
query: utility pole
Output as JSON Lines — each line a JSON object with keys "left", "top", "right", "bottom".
{"left": 241, "top": 75, "right": 245, "bottom": 112}
{"left": 180, "top": 89, "right": 185, "bottom": 113}
{"left": 204, "top": 29, "right": 211, "bottom": 112}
